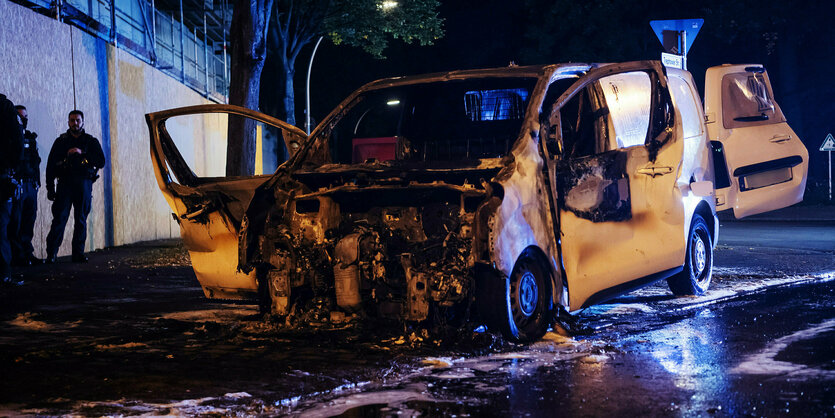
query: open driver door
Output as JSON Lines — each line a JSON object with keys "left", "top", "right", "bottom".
{"left": 146, "top": 104, "right": 306, "bottom": 300}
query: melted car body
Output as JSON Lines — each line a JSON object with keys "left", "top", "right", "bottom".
{"left": 148, "top": 62, "right": 808, "bottom": 342}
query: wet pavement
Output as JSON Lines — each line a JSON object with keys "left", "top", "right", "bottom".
{"left": 280, "top": 270, "right": 835, "bottom": 417}
{"left": 0, "top": 219, "right": 833, "bottom": 416}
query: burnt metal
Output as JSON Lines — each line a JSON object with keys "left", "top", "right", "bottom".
{"left": 250, "top": 169, "right": 484, "bottom": 324}
{"left": 557, "top": 150, "right": 631, "bottom": 223}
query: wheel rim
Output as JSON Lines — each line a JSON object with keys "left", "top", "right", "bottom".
{"left": 518, "top": 271, "right": 538, "bottom": 317}
{"left": 692, "top": 231, "right": 707, "bottom": 278}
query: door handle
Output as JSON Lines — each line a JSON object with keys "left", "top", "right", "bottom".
{"left": 637, "top": 166, "right": 673, "bottom": 177}
{"left": 769, "top": 134, "right": 791, "bottom": 143}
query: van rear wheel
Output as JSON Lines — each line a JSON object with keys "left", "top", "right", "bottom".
{"left": 668, "top": 214, "right": 713, "bottom": 296}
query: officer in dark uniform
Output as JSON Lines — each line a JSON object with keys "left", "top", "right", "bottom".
{"left": 9, "top": 105, "right": 42, "bottom": 266}
{"left": 1, "top": 93, "right": 24, "bottom": 284}
{"left": 45, "top": 110, "right": 105, "bottom": 263}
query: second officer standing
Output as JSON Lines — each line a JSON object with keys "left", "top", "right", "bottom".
{"left": 45, "top": 110, "right": 105, "bottom": 263}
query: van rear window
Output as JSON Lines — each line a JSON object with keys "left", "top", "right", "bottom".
{"left": 721, "top": 71, "right": 786, "bottom": 129}
{"left": 464, "top": 88, "right": 529, "bottom": 121}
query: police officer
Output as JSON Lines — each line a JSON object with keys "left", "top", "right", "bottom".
{"left": 1, "top": 93, "right": 24, "bottom": 283}
{"left": 9, "top": 105, "right": 42, "bottom": 266}
{"left": 45, "top": 110, "right": 105, "bottom": 263}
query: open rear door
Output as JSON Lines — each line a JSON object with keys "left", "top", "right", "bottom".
{"left": 705, "top": 64, "right": 808, "bottom": 218}
{"left": 146, "top": 104, "right": 306, "bottom": 300}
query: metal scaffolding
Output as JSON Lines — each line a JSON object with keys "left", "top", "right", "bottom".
{"left": 17, "top": 0, "right": 231, "bottom": 102}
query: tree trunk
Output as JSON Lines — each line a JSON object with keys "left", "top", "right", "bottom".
{"left": 226, "top": 0, "right": 274, "bottom": 176}
{"left": 282, "top": 58, "right": 296, "bottom": 127}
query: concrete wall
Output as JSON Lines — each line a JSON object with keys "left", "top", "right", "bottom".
{"left": 0, "top": 0, "right": 214, "bottom": 256}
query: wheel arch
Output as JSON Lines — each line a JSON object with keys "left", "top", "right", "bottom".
{"left": 475, "top": 244, "right": 564, "bottom": 341}
{"left": 693, "top": 200, "right": 717, "bottom": 246}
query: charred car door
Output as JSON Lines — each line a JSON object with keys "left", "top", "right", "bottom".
{"left": 705, "top": 65, "right": 808, "bottom": 218}
{"left": 541, "top": 62, "right": 686, "bottom": 311}
{"left": 146, "top": 104, "right": 306, "bottom": 300}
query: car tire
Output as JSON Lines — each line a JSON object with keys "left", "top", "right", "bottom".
{"left": 496, "top": 249, "right": 554, "bottom": 342}
{"left": 667, "top": 213, "right": 713, "bottom": 296}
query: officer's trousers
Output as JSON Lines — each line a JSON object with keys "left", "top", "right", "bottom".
{"left": 9, "top": 180, "right": 38, "bottom": 261}
{"left": 0, "top": 196, "right": 11, "bottom": 277}
{"left": 46, "top": 178, "right": 92, "bottom": 258}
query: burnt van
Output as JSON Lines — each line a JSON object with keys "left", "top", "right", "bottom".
{"left": 148, "top": 61, "right": 807, "bottom": 341}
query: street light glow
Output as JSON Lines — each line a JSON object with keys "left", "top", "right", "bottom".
{"left": 387, "top": 99, "right": 401, "bottom": 106}
{"left": 380, "top": 1, "right": 398, "bottom": 10}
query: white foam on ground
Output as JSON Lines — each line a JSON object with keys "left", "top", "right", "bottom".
{"left": 284, "top": 333, "right": 596, "bottom": 415}
{"left": 713, "top": 266, "right": 758, "bottom": 276}
{"left": 157, "top": 308, "right": 258, "bottom": 323}
{"left": 597, "top": 303, "right": 657, "bottom": 314}
{"left": 222, "top": 392, "right": 252, "bottom": 400}
{"left": 422, "top": 335, "right": 593, "bottom": 382}
{"left": 664, "top": 274, "right": 835, "bottom": 312}
{"left": 585, "top": 272, "right": 835, "bottom": 320}
{"left": 731, "top": 318, "right": 835, "bottom": 379}
{"left": 294, "top": 384, "right": 434, "bottom": 418}
{"left": 72, "top": 392, "right": 255, "bottom": 416}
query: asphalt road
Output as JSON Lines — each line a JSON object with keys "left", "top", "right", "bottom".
{"left": 718, "top": 220, "right": 835, "bottom": 253}
{"left": 0, "top": 220, "right": 833, "bottom": 416}
{"left": 714, "top": 220, "right": 835, "bottom": 279}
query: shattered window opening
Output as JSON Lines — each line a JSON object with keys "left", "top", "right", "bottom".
{"left": 326, "top": 78, "right": 538, "bottom": 164}
{"left": 559, "top": 86, "right": 605, "bottom": 158}
{"left": 162, "top": 113, "right": 290, "bottom": 180}
{"left": 542, "top": 77, "right": 580, "bottom": 119}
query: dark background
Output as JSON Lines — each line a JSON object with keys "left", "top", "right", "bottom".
{"left": 261, "top": 0, "right": 835, "bottom": 199}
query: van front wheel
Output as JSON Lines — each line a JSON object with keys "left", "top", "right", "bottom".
{"left": 497, "top": 249, "right": 554, "bottom": 342}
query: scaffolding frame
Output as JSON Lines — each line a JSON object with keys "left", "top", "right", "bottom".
{"left": 15, "top": 0, "right": 231, "bottom": 102}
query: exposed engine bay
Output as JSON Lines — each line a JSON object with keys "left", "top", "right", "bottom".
{"left": 247, "top": 166, "right": 501, "bottom": 325}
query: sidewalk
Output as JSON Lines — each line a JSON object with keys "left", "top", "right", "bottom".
{"left": 3, "top": 239, "right": 193, "bottom": 288}
{"left": 718, "top": 203, "right": 835, "bottom": 222}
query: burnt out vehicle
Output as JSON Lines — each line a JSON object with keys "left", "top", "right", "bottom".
{"left": 148, "top": 61, "right": 808, "bottom": 341}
